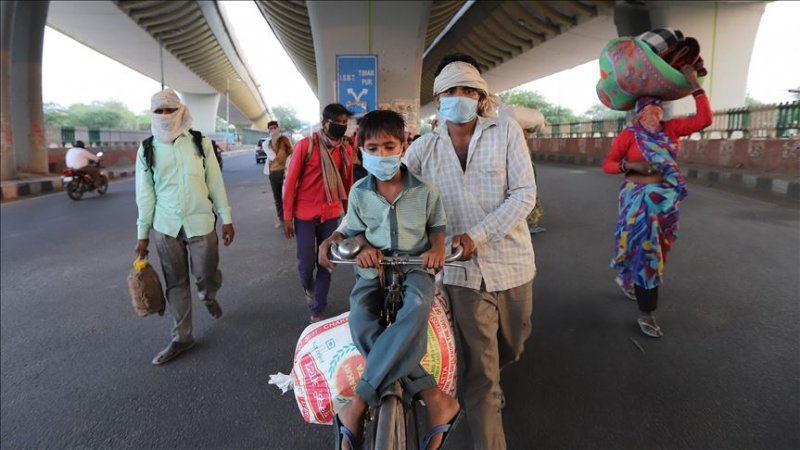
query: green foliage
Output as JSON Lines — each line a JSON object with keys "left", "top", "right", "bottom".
{"left": 43, "top": 100, "right": 143, "bottom": 129}
{"left": 43, "top": 102, "right": 69, "bottom": 126}
{"left": 498, "top": 88, "right": 587, "bottom": 123}
{"left": 584, "top": 103, "right": 626, "bottom": 120}
{"left": 271, "top": 105, "right": 302, "bottom": 134}
{"left": 745, "top": 94, "right": 764, "bottom": 107}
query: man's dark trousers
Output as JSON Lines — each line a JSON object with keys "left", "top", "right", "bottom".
{"left": 294, "top": 217, "right": 339, "bottom": 316}
{"left": 268, "top": 170, "right": 285, "bottom": 220}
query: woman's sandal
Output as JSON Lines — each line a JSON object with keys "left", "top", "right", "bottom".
{"left": 638, "top": 317, "right": 664, "bottom": 338}
{"left": 421, "top": 409, "right": 465, "bottom": 450}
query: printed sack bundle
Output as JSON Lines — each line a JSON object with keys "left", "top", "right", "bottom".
{"left": 271, "top": 292, "right": 457, "bottom": 425}
{"left": 596, "top": 36, "right": 704, "bottom": 111}
{"left": 127, "top": 258, "right": 165, "bottom": 317}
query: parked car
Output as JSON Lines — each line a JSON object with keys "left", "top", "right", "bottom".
{"left": 256, "top": 138, "right": 267, "bottom": 164}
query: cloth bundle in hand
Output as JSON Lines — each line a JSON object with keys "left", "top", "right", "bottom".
{"left": 596, "top": 35, "right": 705, "bottom": 111}
{"left": 127, "top": 258, "right": 166, "bottom": 317}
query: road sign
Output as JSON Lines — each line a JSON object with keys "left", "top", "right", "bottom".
{"left": 336, "top": 55, "right": 378, "bottom": 118}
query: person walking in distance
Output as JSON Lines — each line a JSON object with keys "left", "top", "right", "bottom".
{"left": 282, "top": 103, "right": 354, "bottom": 323}
{"left": 264, "top": 120, "right": 293, "bottom": 229}
{"left": 134, "top": 88, "right": 235, "bottom": 365}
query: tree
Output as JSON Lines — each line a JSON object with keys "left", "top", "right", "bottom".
{"left": 584, "top": 102, "right": 626, "bottom": 120}
{"left": 44, "top": 102, "right": 69, "bottom": 126}
{"left": 271, "top": 105, "right": 302, "bottom": 134}
{"left": 498, "top": 88, "right": 587, "bottom": 123}
{"left": 745, "top": 94, "right": 764, "bottom": 108}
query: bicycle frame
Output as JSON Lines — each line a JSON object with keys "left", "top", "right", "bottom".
{"left": 329, "top": 239, "right": 466, "bottom": 449}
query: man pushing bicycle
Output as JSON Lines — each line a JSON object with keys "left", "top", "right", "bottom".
{"left": 320, "top": 110, "right": 463, "bottom": 450}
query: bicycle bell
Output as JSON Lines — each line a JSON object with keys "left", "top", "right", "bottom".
{"left": 336, "top": 237, "right": 362, "bottom": 259}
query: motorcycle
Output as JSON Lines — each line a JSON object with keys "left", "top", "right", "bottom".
{"left": 62, "top": 152, "right": 109, "bottom": 201}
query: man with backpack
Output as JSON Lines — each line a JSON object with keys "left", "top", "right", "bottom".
{"left": 282, "top": 103, "right": 354, "bottom": 323}
{"left": 134, "top": 88, "right": 235, "bottom": 365}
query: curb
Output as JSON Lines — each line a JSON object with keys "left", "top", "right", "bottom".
{"left": 531, "top": 152, "right": 800, "bottom": 201}
{"left": 1, "top": 167, "right": 136, "bottom": 203}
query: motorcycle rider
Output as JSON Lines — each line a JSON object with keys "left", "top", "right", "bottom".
{"left": 65, "top": 140, "right": 101, "bottom": 188}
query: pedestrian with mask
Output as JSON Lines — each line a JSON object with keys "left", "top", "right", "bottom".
{"left": 135, "top": 88, "right": 235, "bottom": 365}
{"left": 264, "top": 120, "right": 293, "bottom": 229}
{"left": 282, "top": 103, "right": 354, "bottom": 323}
{"left": 404, "top": 54, "right": 537, "bottom": 450}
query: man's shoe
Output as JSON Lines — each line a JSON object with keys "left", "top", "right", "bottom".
{"left": 205, "top": 299, "right": 223, "bottom": 319}
{"left": 274, "top": 221, "right": 282, "bottom": 229}
{"left": 303, "top": 289, "right": 315, "bottom": 307}
{"left": 152, "top": 340, "right": 195, "bottom": 365}
{"left": 310, "top": 313, "right": 326, "bottom": 324}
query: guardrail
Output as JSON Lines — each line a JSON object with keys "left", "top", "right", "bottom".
{"left": 46, "top": 127, "right": 239, "bottom": 149}
{"left": 540, "top": 101, "right": 799, "bottom": 139}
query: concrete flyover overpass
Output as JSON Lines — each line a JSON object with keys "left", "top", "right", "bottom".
{"left": 1, "top": 0, "right": 271, "bottom": 180}
{"left": 260, "top": 0, "right": 767, "bottom": 121}
{"left": 0, "top": 0, "right": 768, "bottom": 181}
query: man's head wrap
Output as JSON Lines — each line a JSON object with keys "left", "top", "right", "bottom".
{"left": 150, "top": 88, "right": 193, "bottom": 143}
{"left": 635, "top": 96, "right": 663, "bottom": 114}
{"left": 433, "top": 61, "right": 499, "bottom": 117}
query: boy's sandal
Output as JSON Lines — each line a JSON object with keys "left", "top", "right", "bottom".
{"left": 422, "top": 409, "right": 465, "bottom": 450}
{"left": 334, "top": 414, "right": 363, "bottom": 450}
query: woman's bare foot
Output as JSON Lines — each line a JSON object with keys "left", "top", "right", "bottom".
{"left": 418, "top": 388, "right": 461, "bottom": 450}
{"left": 338, "top": 396, "right": 367, "bottom": 450}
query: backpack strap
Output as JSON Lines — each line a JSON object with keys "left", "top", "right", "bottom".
{"left": 188, "top": 129, "right": 206, "bottom": 168}
{"left": 143, "top": 131, "right": 207, "bottom": 172}
{"left": 142, "top": 136, "right": 155, "bottom": 172}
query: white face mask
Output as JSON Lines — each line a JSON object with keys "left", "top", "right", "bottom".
{"left": 151, "top": 106, "right": 192, "bottom": 143}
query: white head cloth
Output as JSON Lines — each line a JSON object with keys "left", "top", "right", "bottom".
{"left": 150, "top": 88, "right": 193, "bottom": 143}
{"left": 432, "top": 61, "right": 499, "bottom": 117}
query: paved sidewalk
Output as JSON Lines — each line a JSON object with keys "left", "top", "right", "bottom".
{"left": 532, "top": 152, "right": 800, "bottom": 201}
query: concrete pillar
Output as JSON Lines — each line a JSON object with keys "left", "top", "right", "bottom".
{"left": 9, "top": 0, "right": 49, "bottom": 176}
{"left": 180, "top": 92, "right": 220, "bottom": 135}
{"left": 646, "top": 1, "right": 766, "bottom": 115}
{"left": 1, "top": 0, "right": 16, "bottom": 180}
{"left": 307, "top": 0, "right": 431, "bottom": 133}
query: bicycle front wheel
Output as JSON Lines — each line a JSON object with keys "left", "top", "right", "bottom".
{"left": 364, "top": 394, "right": 420, "bottom": 450}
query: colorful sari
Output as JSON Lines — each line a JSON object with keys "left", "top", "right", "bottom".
{"left": 612, "top": 124, "right": 687, "bottom": 290}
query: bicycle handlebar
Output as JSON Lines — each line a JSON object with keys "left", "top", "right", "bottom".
{"left": 330, "top": 238, "right": 464, "bottom": 266}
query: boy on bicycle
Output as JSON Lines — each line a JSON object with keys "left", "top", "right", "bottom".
{"left": 329, "top": 110, "right": 462, "bottom": 450}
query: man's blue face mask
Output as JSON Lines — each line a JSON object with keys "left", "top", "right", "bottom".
{"left": 438, "top": 96, "right": 478, "bottom": 124}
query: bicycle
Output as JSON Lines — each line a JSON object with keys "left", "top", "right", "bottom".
{"left": 329, "top": 238, "right": 467, "bottom": 450}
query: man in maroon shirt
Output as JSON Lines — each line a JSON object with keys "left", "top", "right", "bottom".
{"left": 282, "top": 103, "right": 354, "bottom": 323}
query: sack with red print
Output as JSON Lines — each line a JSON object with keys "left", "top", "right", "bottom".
{"left": 269, "top": 292, "right": 457, "bottom": 425}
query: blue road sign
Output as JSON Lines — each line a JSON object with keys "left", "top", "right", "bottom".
{"left": 336, "top": 55, "right": 378, "bottom": 118}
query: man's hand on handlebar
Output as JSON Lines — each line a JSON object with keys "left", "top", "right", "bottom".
{"left": 452, "top": 234, "right": 475, "bottom": 261}
{"left": 319, "top": 231, "right": 347, "bottom": 272}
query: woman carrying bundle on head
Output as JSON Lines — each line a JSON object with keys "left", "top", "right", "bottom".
{"left": 602, "top": 66, "right": 712, "bottom": 338}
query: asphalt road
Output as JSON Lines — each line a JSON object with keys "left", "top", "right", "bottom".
{"left": 1, "top": 152, "right": 798, "bottom": 449}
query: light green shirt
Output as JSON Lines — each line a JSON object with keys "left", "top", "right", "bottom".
{"left": 135, "top": 131, "right": 232, "bottom": 240}
{"left": 345, "top": 166, "right": 446, "bottom": 279}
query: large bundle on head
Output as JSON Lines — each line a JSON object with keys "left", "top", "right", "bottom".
{"left": 596, "top": 30, "right": 706, "bottom": 111}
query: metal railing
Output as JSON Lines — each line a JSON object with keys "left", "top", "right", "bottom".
{"left": 47, "top": 127, "right": 243, "bottom": 149}
{"left": 539, "top": 101, "right": 799, "bottom": 139}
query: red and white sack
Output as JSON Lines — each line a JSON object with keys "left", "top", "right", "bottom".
{"left": 271, "top": 292, "right": 457, "bottom": 425}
